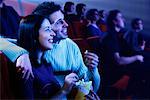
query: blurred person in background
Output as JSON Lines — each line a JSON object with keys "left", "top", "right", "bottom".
{"left": 0, "top": 0, "right": 20, "bottom": 38}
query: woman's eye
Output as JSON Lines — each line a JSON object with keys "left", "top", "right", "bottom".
{"left": 45, "top": 28, "right": 52, "bottom": 32}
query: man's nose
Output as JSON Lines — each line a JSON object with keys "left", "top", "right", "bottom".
{"left": 63, "top": 20, "right": 68, "bottom": 27}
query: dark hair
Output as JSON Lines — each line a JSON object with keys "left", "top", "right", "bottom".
{"left": 64, "top": 1, "right": 74, "bottom": 13}
{"left": 0, "top": 0, "right": 3, "bottom": 4}
{"left": 86, "top": 9, "right": 98, "bottom": 21}
{"left": 32, "top": 2, "right": 62, "bottom": 18}
{"left": 17, "top": 14, "right": 49, "bottom": 55}
{"left": 131, "top": 18, "right": 142, "bottom": 29}
{"left": 98, "top": 10, "right": 105, "bottom": 18}
{"left": 76, "top": 3, "right": 86, "bottom": 15}
{"left": 107, "top": 9, "right": 121, "bottom": 29}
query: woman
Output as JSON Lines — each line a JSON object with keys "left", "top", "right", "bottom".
{"left": 17, "top": 14, "right": 78, "bottom": 99}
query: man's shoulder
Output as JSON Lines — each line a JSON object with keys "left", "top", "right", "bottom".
{"left": 64, "top": 38, "right": 77, "bottom": 45}
{"left": 64, "top": 38, "right": 80, "bottom": 50}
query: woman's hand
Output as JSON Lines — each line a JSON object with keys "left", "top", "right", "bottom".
{"left": 62, "top": 73, "right": 79, "bottom": 95}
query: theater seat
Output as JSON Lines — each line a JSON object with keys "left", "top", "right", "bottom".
{"left": 0, "top": 51, "right": 14, "bottom": 99}
{"left": 72, "top": 38, "right": 90, "bottom": 54}
{"left": 98, "top": 24, "right": 107, "bottom": 32}
{"left": 72, "top": 21, "right": 87, "bottom": 38}
{"left": 111, "top": 75, "right": 130, "bottom": 90}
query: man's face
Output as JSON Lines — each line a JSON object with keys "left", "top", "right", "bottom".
{"left": 70, "top": 4, "right": 75, "bottom": 13}
{"left": 136, "top": 20, "right": 143, "bottom": 31}
{"left": 94, "top": 11, "right": 99, "bottom": 21}
{"left": 49, "top": 10, "right": 68, "bottom": 40}
{"left": 82, "top": 6, "right": 86, "bottom": 15}
{"left": 115, "top": 13, "right": 125, "bottom": 29}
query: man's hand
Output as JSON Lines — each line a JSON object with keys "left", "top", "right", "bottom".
{"left": 84, "top": 50, "right": 99, "bottom": 70}
{"left": 16, "top": 54, "right": 34, "bottom": 79}
{"left": 140, "top": 40, "right": 146, "bottom": 50}
{"left": 136, "top": 55, "right": 144, "bottom": 62}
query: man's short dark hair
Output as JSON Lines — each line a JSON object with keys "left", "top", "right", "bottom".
{"left": 64, "top": 1, "right": 74, "bottom": 12}
{"left": 86, "top": 9, "right": 98, "bottom": 21}
{"left": 107, "top": 9, "right": 121, "bottom": 29}
{"left": 76, "top": 3, "right": 86, "bottom": 14}
{"left": 131, "top": 18, "right": 142, "bottom": 29}
{"left": 32, "top": 2, "right": 62, "bottom": 18}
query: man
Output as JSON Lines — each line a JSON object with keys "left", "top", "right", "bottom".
{"left": 0, "top": 2, "right": 100, "bottom": 92}
{"left": 125, "top": 18, "right": 145, "bottom": 52}
{"left": 102, "top": 10, "right": 150, "bottom": 98}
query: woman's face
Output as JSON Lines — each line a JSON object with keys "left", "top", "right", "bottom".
{"left": 38, "top": 18, "right": 56, "bottom": 50}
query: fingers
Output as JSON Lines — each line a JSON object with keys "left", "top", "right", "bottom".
{"left": 63, "top": 73, "right": 79, "bottom": 93}
{"left": 85, "top": 54, "right": 99, "bottom": 69}
{"left": 85, "top": 90, "right": 100, "bottom": 100}
{"left": 16, "top": 54, "right": 34, "bottom": 80}
{"left": 66, "top": 73, "right": 79, "bottom": 82}
{"left": 22, "top": 69, "right": 28, "bottom": 79}
{"left": 85, "top": 94, "right": 93, "bottom": 100}
{"left": 65, "top": 73, "right": 79, "bottom": 85}
{"left": 84, "top": 51, "right": 99, "bottom": 66}
{"left": 84, "top": 52, "right": 99, "bottom": 62}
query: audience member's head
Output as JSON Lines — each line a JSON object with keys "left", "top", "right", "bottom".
{"left": 32, "top": 2, "right": 68, "bottom": 41}
{"left": 86, "top": 9, "right": 99, "bottom": 22}
{"left": 32, "top": 2, "right": 61, "bottom": 19}
{"left": 98, "top": 10, "right": 108, "bottom": 20}
{"left": 107, "top": 9, "right": 125, "bottom": 31}
{"left": 0, "top": 0, "right": 3, "bottom": 4}
{"left": 64, "top": 1, "right": 75, "bottom": 14}
{"left": 131, "top": 18, "right": 143, "bottom": 32}
{"left": 18, "top": 14, "right": 55, "bottom": 54}
{"left": 76, "top": 3, "right": 86, "bottom": 15}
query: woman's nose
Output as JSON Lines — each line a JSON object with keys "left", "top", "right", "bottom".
{"left": 51, "top": 31, "right": 56, "bottom": 36}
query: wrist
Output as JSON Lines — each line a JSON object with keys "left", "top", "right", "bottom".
{"left": 135, "top": 55, "right": 138, "bottom": 61}
{"left": 89, "top": 67, "right": 98, "bottom": 72}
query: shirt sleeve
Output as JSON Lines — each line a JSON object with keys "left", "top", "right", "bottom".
{"left": 0, "top": 38, "right": 28, "bottom": 62}
{"left": 73, "top": 42, "right": 100, "bottom": 92}
{"left": 86, "top": 67, "right": 100, "bottom": 92}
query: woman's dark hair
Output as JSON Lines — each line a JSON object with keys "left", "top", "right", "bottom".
{"left": 107, "top": 9, "right": 121, "bottom": 29}
{"left": 131, "top": 18, "right": 142, "bottom": 29}
{"left": 76, "top": 3, "right": 86, "bottom": 15}
{"left": 17, "top": 14, "right": 49, "bottom": 55}
{"left": 32, "top": 2, "right": 62, "bottom": 18}
{"left": 64, "top": 1, "right": 74, "bottom": 13}
{"left": 86, "top": 9, "right": 98, "bottom": 21}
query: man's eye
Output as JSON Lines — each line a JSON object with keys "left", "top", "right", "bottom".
{"left": 56, "top": 20, "right": 64, "bottom": 25}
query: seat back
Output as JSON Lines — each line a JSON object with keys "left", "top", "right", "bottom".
{"left": 0, "top": 51, "right": 14, "bottom": 99}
